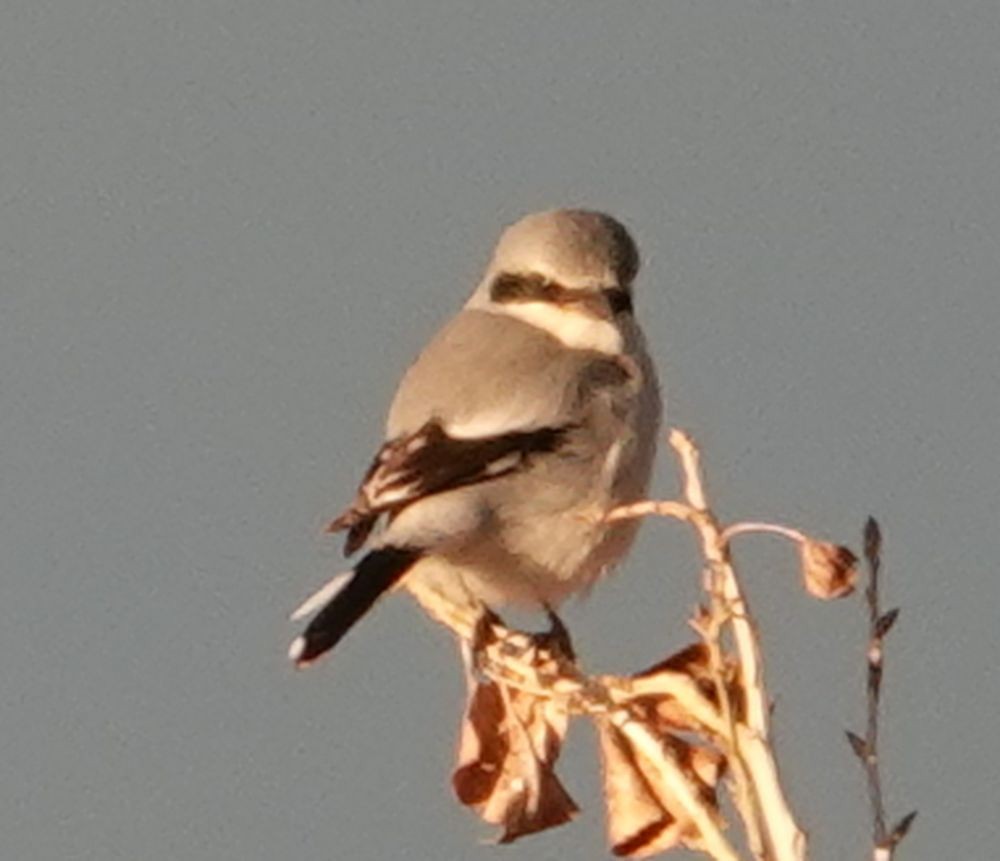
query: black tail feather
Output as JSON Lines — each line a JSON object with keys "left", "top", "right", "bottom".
{"left": 291, "top": 547, "right": 421, "bottom": 666}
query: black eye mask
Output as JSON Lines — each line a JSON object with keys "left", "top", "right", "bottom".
{"left": 490, "top": 273, "right": 632, "bottom": 318}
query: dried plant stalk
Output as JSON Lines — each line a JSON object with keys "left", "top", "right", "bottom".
{"left": 406, "top": 578, "right": 744, "bottom": 859}
{"left": 400, "top": 429, "right": 872, "bottom": 860}
{"left": 610, "top": 431, "right": 807, "bottom": 861}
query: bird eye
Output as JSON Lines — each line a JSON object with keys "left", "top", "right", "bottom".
{"left": 604, "top": 288, "right": 633, "bottom": 315}
{"left": 490, "top": 274, "right": 525, "bottom": 303}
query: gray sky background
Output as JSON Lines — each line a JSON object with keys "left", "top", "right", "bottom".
{"left": 3, "top": 3, "right": 998, "bottom": 859}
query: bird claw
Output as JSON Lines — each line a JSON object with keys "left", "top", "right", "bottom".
{"left": 469, "top": 607, "right": 506, "bottom": 664}
{"left": 541, "top": 608, "right": 576, "bottom": 662}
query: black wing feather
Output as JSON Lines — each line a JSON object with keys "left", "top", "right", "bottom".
{"left": 328, "top": 420, "right": 570, "bottom": 555}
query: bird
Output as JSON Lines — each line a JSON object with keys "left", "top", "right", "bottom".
{"left": 289, "top": 209, "right": 661, "bottom": 667}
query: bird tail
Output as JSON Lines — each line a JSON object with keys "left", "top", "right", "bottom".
{"left": 288, "top": 546, "right": 422, "bottom": 667}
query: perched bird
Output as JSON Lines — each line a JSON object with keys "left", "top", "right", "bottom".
{"left": 289, "top": 209, "right": 661, "bottom": 666}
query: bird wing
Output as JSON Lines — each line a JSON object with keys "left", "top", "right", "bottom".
{"left": 328, "top": 309, "right": 641, "bottom": 555}
{"left": 328, "top": 420, "right": 571, "bottom": 554}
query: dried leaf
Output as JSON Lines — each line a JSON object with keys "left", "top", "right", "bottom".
{"left": 453, "top": 677, "right": 577, "bottom": 843}
{"left": 630, "top": 644, "right": 727, "bottom": 732}
{"left": 637, "top": 643, "right": 711, "bottom": 678}
{"left": 801, "top": 539, "right": 859, "bottom": 599}
{"left": 596, "top": 718, "right": 724, "bottom": 858}
{"left": 599, "top": 723, "right": 679, "bottom": 857}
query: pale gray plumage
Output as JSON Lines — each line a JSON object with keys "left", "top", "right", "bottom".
{"left": 290, "top": 209, "right": 661, "bottom": 665}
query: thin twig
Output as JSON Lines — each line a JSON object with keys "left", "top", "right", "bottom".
{"left": 847, "top": 517, "right": 916, "bottom": 859}
{"left": 865, "top": 517, "right": 887, "bottom": 842}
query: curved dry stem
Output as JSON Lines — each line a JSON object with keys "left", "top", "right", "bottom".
{"left": 672, "top": 431, "right": 806, "bottom": 861}
{"left": 604, "top": 430, "right": 808, "bottom": 861}
{"left": 720, "top": 521, "right": 808, "bottom": 546}
{"left": 407, "top": 428, "right": 812, "bottom": 860}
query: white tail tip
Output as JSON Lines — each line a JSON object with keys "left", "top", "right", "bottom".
{"left": 288, "top": 635, "right": 307, "bottom": 663}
